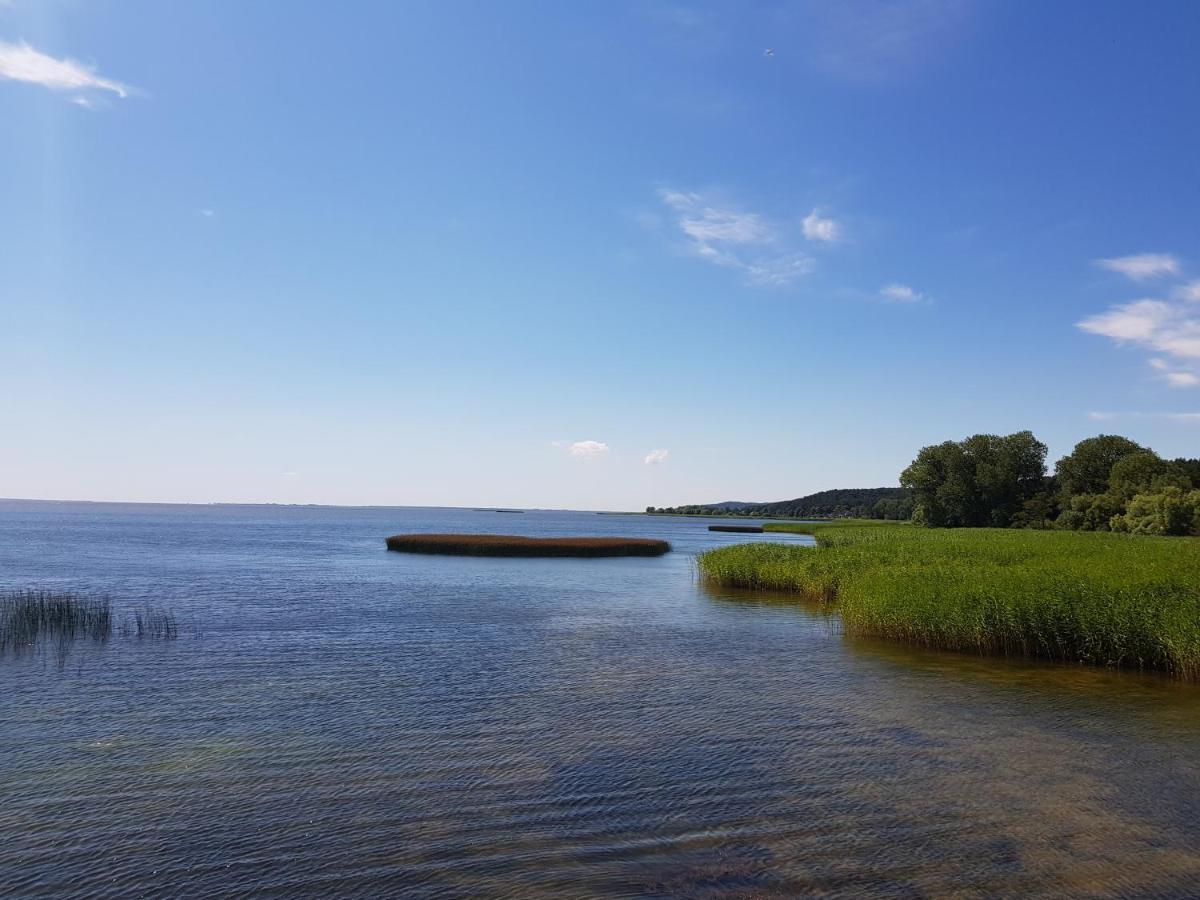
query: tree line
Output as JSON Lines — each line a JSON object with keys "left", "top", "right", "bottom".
{"left": 647, "top": 487, "right": 913, "bottom": 521}
{"left": 902, "top": 431, "right": 1200, "bottom": 536}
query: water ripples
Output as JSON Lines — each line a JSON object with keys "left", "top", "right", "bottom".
{"left": 1, "top": 502, "right": 1198, "bottom": 897}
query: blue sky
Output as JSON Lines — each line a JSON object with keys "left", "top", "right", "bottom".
{"left": 2, "top": 1, "right": 1199, "bottom": 509}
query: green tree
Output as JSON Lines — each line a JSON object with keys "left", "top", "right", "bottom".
{"left": 1009, "top": 477, "right": 1059, "bottom": 529}
{"left": 1057, "top": 492, "right": 1124, "bottom": 531}
{"left": 1170, "top": 457, "right": 1200, "bottom": 487}
{"left": 1110, "top": 487, "right": 1200, "bottom": 536}
{"left": 901, "top": 431, "right": 1048, "bottom": 527}
{"left": 1054, "top": 435, "right": 1146, "bottom": 498}
{"left": 1107, "top": 451, "right": 1189, "bottom": 502}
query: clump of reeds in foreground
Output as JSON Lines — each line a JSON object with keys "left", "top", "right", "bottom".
{"left": 386, "top": 534, "right": 671, "bottom": 557}
{"left": 1, "top": 590, "right": 112, "bottom": 656}
{"left": 697, "top": 522, "right": 1200, "bottom": 680}
{"left": 1, "top": 590, "right": 181, "bottom": 657}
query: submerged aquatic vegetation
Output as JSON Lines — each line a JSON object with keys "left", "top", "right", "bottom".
{"left": 386, "top": 534, "right": 671, "bottom": 557}
{"left": 698, "top": 522, "right": 1200, "bottom": 679}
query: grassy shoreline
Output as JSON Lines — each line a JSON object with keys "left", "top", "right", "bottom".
{"left": 698, "top": 521, "right": 1200, "bottom": 680}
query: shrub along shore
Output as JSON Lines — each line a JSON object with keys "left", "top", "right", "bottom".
{"left": 386, "top": 534, "right": 671, "bottom": 557}
{"left": 697, "top": 522, "right": 1200, "bottom": 680}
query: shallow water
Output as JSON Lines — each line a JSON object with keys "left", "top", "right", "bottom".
{"left": 1, "top": 501, "right": 1198, "bottom": 897}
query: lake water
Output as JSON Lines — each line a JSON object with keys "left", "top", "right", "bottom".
{"left": 2, "top": 501, "right": 1199, "bottom": 897}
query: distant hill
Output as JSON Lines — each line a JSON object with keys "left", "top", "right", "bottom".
{"left": 649, "top": 487, "right": 912, "bottom": 520}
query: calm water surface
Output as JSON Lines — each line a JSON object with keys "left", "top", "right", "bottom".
{"left": 2, "top": 501, "right": 1198, "bottom": 897}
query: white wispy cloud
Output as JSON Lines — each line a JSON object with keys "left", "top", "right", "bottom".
{"left": 656, "top": 188, "right": 814, "bottom": 287}
{"left": 659, "top": 189, "right": 769, "bottom": 245}
{"left": 879, "top": 283, "right": 925, "bottom": 303}
{"left": 1078, "top": 297, "right": 1200, "bottom": 361}
{"left": 561, "top": 440, "right": 609, "bottom": 458}
{"left": 1147, "top": 358, "right": 1199, "bottom": 387}
{"left": 1078, "top": 299, "right": 1172, "bottom": 342}
{"left": 1166, "top": 372, "right": 1200, "bottom": 388}
{"left": 1094, "top": 253, "right": 1180, "bottom": 281}
{"left": 744, "top": 254, "right": 815, "bottom": 286}
{"left": 1079, "top": 271, "right": 1200, "bottom": 389}
{"left": 644, "top": 449, "right": 669, "bottom": 465}
{"left": 200, "top": 209, "right": 215, "bottom": 218}
{"left": 1172, "top": 280, "right": 1200, "bottom": 302}
{"left": 801, "top": 208, "right": 841, "bottom": 243}
{"left": 1087, "top": 410, "right": 1200, "bottom": 423}
{"left": 0, "top": 40, "right": 132, "bottom": 102}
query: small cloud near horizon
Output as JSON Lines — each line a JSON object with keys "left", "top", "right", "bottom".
{"left": 552, "top": 440, "right": 609, "bottom": 458}
{"left": 1086, "top": 410, "right": 1200, "bottom": 423}
{"left": 0, "top": 39, "right": 133, "bottom": 103}
{"left": 644, "top": 449, "right": 669, "bottom": 465}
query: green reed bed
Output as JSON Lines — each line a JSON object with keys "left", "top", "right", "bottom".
{"left": 698, "top": 522, "right": 1200, "bottom": 679}
{"left": 386, "top": 534, "right": 671, "bottom": 557}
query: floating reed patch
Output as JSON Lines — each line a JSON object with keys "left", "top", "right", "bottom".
{"left": 386, "top": 534, "right": 671, "bottom": 557}
{"left": 708, "top": 525, "right": 764, "bottom": 533}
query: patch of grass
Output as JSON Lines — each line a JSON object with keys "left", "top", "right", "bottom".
{"left": 386, "top": 534, "right": 671, "bottom": 557}
{"left": 698, "top": 522, "right": 1200, "bottom": 679}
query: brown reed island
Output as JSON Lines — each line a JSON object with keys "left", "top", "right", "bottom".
{"left": 386, "top": 534, "right": 671, "bottom": 557}
{"left": 708, "top": 525, "right": 764, "bottom": 533}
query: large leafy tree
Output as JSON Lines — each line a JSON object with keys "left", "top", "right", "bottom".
{"left": 1054, "top": 435, "right": 1146, "bottom": 498}
{"left": 901, "top": 431, "right": 1048, "bottom": 527}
